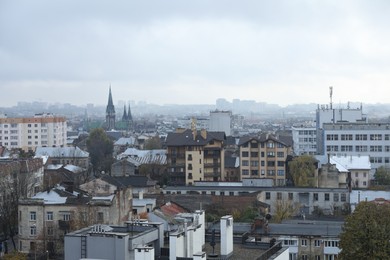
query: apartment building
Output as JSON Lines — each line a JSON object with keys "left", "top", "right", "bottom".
{"left": 321, "top": 123, "right": 390, "bottom": 171}
{"left": 258, "top": 221, "right": 343, "bottom": 260}
{"left": 257, "top": 187, "right": 350, "bottom": 216}
{"left": 18, "top": 184, "right": 132, "bottom": 256}
{"left": 291, "top": 126, "right": 317, "bottom": 156}
{"left": 0, "top": 113, "right": 67, "bottom": 151}
{"left": 166, "top": 128, "right": 226, "bottom": 186}
{"left": 238, "top": 133, "right": 292, "bottom": 186}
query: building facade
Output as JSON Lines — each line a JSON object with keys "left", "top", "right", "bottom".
{"left": 238, "top": 134, "right": 292, "bottom": 186}
{"left": 321, "top": 123, "right": 390, "bottom": 171}
{"left": 209, "top": 110, "right": 232, "bottom": 136}
{"left": 18, "top": 184, "right": 132, "bottom": 256}
{"left": 291, "top": 126, "right": 317, "bottom": 156}
{"left": 0, "top": 113, "right": 66, "bottom": 151}
{"left": 166, "top": 129, "right": 226, "bottom": 185}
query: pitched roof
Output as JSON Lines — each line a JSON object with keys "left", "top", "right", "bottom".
{"left": 238, "top": 133, "right": 291, "bottom": 147}
{"left": 35, "top": 146, "right": 89, "bottom": 158}
{"left": 101, "top": 175, "right": 155, "bottom": 188}
{"left": 165, "top": 129, "right": 225, "bottom": 146}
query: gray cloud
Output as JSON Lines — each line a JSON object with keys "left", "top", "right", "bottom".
{"left": 1, "top": 0, "right": 390, "bottom": 107}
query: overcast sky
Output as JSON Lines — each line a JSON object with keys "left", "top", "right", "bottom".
{"left": 1, "top": 0, "right": 390, "bottom": 107}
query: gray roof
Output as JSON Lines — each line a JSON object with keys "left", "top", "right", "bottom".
{"left": 165, "top": 129, "right": 225, "bottom": 146}
{"left": 35, "top": 146, "right": 89, "bottom": 158}
{"left": 238, "top": 133, "right": 292, "bottom": 147}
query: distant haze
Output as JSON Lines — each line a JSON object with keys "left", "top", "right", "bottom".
{"left": 1, "top": 0, "right": 390, "bottom": 107}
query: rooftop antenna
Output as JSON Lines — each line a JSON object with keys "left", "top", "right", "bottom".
{"left": 329, "top": 86, "right": 333, "bottom": 109}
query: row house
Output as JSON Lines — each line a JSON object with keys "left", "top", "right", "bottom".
{"left": 18, "top": 183, "right": 132, "bottom": 256}
{"left": 165, "top": 128, "right": 226, "bottom": 186}
{"left": 238, "top": 133, "right": 292, "bottom": 186}
{"left": 0, "top": 113, "right": 67, "bottom": 152}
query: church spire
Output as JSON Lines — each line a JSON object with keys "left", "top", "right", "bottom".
{"left": 122, "top": 104, "right": 128, "bottom": 121}
{"left": 105, "top": 85, "right": 116, "bottom": 130}
{"left": 106, "top": 85, "right": 115, "bottom": 114}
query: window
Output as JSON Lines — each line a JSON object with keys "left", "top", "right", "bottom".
{"left": 265, "top": 192, "right": 271, "bottom": 200}
{"left": 326, "top": 145, "right": 338, "bottom": 152}
{"left": 326, "top": 134, "right": 338, "bottom": 140}
{"left": 251, "top": 160, "right": 258, "bottom": 167}
{"left": 30, "top": 211, "right": 36, "bottom": 221}
{"left": 356, "top": 145, "right": 368, "bottom": 152}
{"left": 301, "top": 255, "right": 308, "bottom": 260}
{"left": 97, "top": 212, "right": 104, "bottom": 222}
{"left": 250, "top": 152, "right": 258, "bottom": 157}
{"left": 341, "top": 145, "right": 353, "bottom": 152}
{"left": 370, "top": 145, "right": 382, "bottom": 152}
{"left": 267, "top": 142, "right": 275, "bottom": 148}
{"left": 241, "top": 160, "right": 249, "bottom": 166}
{"left": 301, "top": 239, "right": 307, "bottom": 246}
{"left": 261, "top": 152, "right": 265, "bottom": 157}
{"left": 251, "top": 170, "right": 258, "bottom": 175}
{"left": 242, "top": 151, "right": 249, "bottom": 157}
{"left": 288, "top": 193, "right": 293, "bottom": 200}
{"left": 46, "top": 212, "right": 53, "bottom": 221}
{"left": 341, "top": 134, "right": 353, "bottom": 140}
{"left": 315, "top": 256, "right": 321, "bottom": 260}
{"left": 267, "top": 151, "right": 275, "bottom": 157}
{"left": 47, "top": 226, "right": 54, "bottom": 236}
{"left": 341, "top": 193, "right": 346, "bottom": 202}
{"left": 30, "top": 226, "right": 37, "bottom": 236}
{"left": 187, "top": 154, "right": 192, "bottom": 161}
{"left": 277, "top": 192, "right": 282, "bottom": 200}
{"left": 325, "top": 193, "right": 330, "bottom": 201}
{"left": 188, "top": 173, "right": 193, "bottom": 179}
{"left": 314, "top": 240, "right": 321, "bottom": 247}
{"left": 242, "top": 169, "right": 249, "bottom": 175}
{"left": 277, "top": 152, "right": 284, "bottom": 158}
{"left": 277, "top": 170, "right": 285, "bottom": 176}
{"left": 324, "top": 240, "right": 339, "bottom": 247}
{"left": 334, "top": 193, "right": 339, "bottom": 202}
{"left": 63, "top": 212, "right": 71, "bottom": 221}
{"left": 229, "top": 192, "right": 234, "bottom": 196}
{"left": 267, "top": 161, "right": 275, "bottom": 167}
{"left": 277, "top": 161, "right": 285, "bottom": 167}
{"left": 370, "top": 134, "right": 382, "bottom": 140}
{"left": 251, "top": 142, "right": 258, "bottom": 148}
{"left": 187, "top": 164, "right": 192, "bottom": 170}
{"left": 313, "top": 193, "right": 318, "bottom": 201}
{"left": 355, "top": 134, "right": 367, "bottom": 140}
{"left": 261, "top": 161, "right": 265, "bottom": 166}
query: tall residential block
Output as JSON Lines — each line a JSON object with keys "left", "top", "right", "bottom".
{"left": 166, "top": 129, "right": 226, "bottom": 186}
{"left": 0, "top": 113, "right": 66, "bottom": 151}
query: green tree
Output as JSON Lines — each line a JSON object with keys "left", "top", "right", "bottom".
{"left": 273, "top": 200, "right": 300, "bottom": 223}
{"left": 86, "top": 128, "right": 114, "bottom": 175}
{"left": 339, "top": 202, "right": 390, "bottom": 259}
{"left": 374, "top": 166, "right": 390, "bottom": 185}
{"left": 289, "top": 155, "right": 316, "bottom": 187}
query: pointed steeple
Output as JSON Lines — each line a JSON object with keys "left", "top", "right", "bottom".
{"left": 105, "top": 86, "right": 116, "bottom": 130}
{"left": 106, "top": 85, "right": 115, "bottom": 114}
{"left": 122, "top": 104, "right": 128, "bottom": 121}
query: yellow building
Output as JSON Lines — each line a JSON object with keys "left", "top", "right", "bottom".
{"left": 238, "top": 133, "right": 292, "bottom": 186}
{"left": 166, "top": 128, "right": 226, "bottom": 185}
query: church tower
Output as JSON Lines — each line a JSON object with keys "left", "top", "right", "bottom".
{"left": 105, "top": 86, "right": 116, "bottom": 130}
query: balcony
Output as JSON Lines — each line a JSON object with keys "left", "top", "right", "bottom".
{"left": 58, "top": 220, "right": 70, "bottom": 230}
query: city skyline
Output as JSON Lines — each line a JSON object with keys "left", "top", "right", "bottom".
{"left": 1, "top": 1, "right": 390, "bottom": 107}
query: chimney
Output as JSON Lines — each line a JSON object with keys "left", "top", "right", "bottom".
{"left": 139, "top": 191, "right": 144, "bottom": 200}
{"left": 220, "top": 215, "right": 233, "bottom": 258}
{"left": 327, "top": 153, "right": 330, "bottom": 164}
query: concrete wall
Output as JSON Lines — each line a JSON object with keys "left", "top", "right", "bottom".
{"left": 220, "top": 215, "right": 233, "bottom": 258}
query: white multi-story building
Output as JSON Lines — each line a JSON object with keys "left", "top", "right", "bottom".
{"left": 322, "top": 123, "right": 390, "bottom": 172}
{"left": 316, "top": 105, "right": 367, "bottom": 155}
{"left": 209, "top": 110, "right": 232, "bottom": 136}
{"left": 0, "top": 113, "right": 67, "bottom": 151}
{"left": 292, "top": 126, "right": 317, "bottom": 155}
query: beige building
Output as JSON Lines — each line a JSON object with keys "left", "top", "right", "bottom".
{"left": 238, "top": 133, "right": 292, "bottom": 186}
{"left": 0, "top": 113, "right": 67, "bottom": 151}
{"left": 166, "top": 128, "right": 226, "bottom": 185}
{"left": 18, "top": 184, "right": 132, "bottom": 256}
